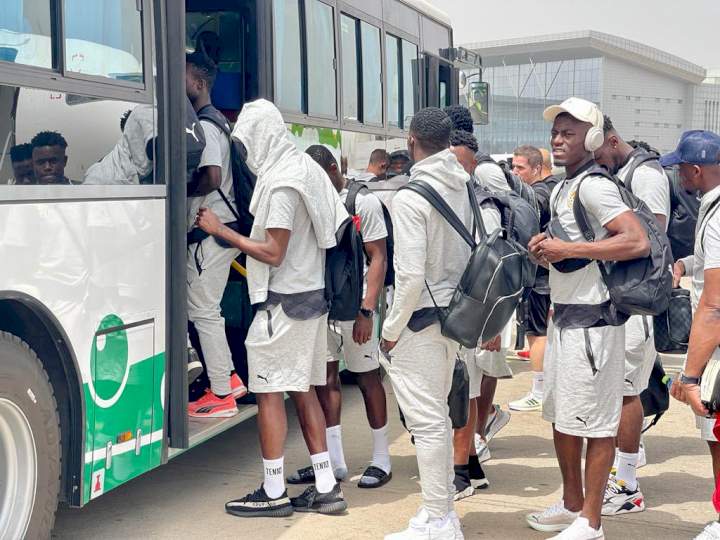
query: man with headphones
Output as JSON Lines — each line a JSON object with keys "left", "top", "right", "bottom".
{"left": 525, "top": 97, "right": 651, "bottom": 540}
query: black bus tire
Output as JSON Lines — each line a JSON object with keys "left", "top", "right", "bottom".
{"left": 0, "top": 331, "right": 61, "bottom": 539}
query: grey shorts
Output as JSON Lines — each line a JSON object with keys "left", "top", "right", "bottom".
{"left": 543, "top": 321, "right": 625, "bottom": 438}
{"left": 623, "top": 315, "right": 657, "bottom": 397}
{"left": 327, "top": 319, "right": 380, "bottom": 374}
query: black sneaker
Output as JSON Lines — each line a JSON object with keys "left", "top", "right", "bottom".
{"left": 187, "top": 347, "right": 203, "bottom": 384}
{"left": 453, "top": 466, "right": 474, "bottom": 501}
{"left": 290, "top": 483, "right": 347, "bottom": 514}
{"left": 225, "top": 485, "right": 293, "bottom": 518}
{"left": 469, "top": 458, "right": 489, "bottom": 489}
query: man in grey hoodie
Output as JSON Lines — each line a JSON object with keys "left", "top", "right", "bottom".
{"left": 380, "top": 108, "right": 473, "bottom": 540}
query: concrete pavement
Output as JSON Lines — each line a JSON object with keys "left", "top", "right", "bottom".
{"left": 54, "top": 354, "right": 716, "bottom": 539}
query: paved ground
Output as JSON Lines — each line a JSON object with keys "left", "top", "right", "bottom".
{"left": 54, "top": 355, "right": 716, "bottom": 539}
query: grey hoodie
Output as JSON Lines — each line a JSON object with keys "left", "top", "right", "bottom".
{"left": 382, "top": 149, "right": 473, "bottom": 341}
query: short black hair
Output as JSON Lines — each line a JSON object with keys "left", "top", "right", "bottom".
{"left": 306, "top": 144, "right": 338, "bottom": 172}
{"left": 369, "top": 148, "right": 389, "bottom": 165}
{"left": 410, "top": 108, "right": 452, "bottom": 154}
{"left": 10, "top": 143, "right": 33, "bottom": 163}
{"left": 120, "top": 109, "right": 132, "bottom": 132}
{"left": 31, "top": 131, "right": 68, "bottom": 150}
{"left": 186, "top": 51, "right": 218, "bottom": 89}
{"left": 389, "top": 149, "right": 410, "bottom": 162}
{"left": 628, "top": 139, "right": 657, "bottom": 154}
{"left": 450, "top": 129, "right": 479, "bottom": 153}
{"left": 444, "top": 105, "right": 474, "bottom": 133}
{"left": 603, "top": 114, "right": 615, "bottom": 136}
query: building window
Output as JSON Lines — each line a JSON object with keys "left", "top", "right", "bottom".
{"left": 305, "top": 0, "right": 336, "bottom": 118}
{"left": 0, "top": 0, "right": 52, "bottom": 69}
{"left": 340, "top": 14, "right": 359, "bottom": 122}
{"left": 273, "top": 0, "right": 303, "bottom": 112}
{"left": 64, "top": 0, "right": 144, "bottom": 83}
{"left": 360, "top": 21, "right": 382, "bottom": 125}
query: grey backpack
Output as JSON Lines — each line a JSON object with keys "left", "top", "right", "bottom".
{"left": 573, "top": 167, "right": 673, "bottom": 316}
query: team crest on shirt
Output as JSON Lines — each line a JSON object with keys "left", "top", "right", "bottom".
{"left": 567, "top": 189, "right": 577, "bottom": 209}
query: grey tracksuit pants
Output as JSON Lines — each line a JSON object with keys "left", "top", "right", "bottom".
{"left": 382, "top": 322, "right": 458, "bottom": 519}
{"left": 187, "top": 237, "right": 239, "bottom": 396}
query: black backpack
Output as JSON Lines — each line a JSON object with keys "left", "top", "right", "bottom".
{"left": 345, "top": 181, "right": 395, "bottom": 287}
{"left": 640, "top": 358, "right": 670, "bottom": 432}
{"left": 622, "top": 149, "right": 701, "bottom": 261}
{"left": 325, "top": 213, "right": 365, "bottom": 321}
{"left": 472, "top": 182, "right": 538, "bottom": 289}
{"left": 400, "top": 180, "right": 532, "bottom": 348}
{"left": 573, "top": 167, "right": 673, "bottom": 316}
{"left": 196, "top": 104, "right": 257, "bottom": 237}
{"left": 476, "top": 154, "right": 540, "bottom": 218}
{"left": 185, "top": 97, "right": 207, "bottom": 195}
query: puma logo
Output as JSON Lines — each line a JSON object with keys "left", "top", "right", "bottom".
{"left": 186, "top": 123, "right": 200, "bottom": 142}
{"left": 257, "top": 374, "right": 269, "bottom": 383}
{"left": 575, "top": 416, "right": 588, "bottom": 427}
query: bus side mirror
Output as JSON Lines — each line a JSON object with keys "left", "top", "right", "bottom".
{"left": 466, "top": 81, "right": 489, "bottom": 125}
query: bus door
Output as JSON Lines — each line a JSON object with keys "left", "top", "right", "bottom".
{"left": 423, "top": 55, "right": 454, "bottom": 109}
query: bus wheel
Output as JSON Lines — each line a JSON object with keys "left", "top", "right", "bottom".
{"left": 0, "top": 331, "right": 61, "bottom": 540}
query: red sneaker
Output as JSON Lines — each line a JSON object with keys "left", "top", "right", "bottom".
{"left": 230, "top": 373, "right": 248, "bottom": 400}
{"left": 517, "top": 350, "right": 530, "bottom": 360}
{"left": 189, "top": 390, "right": 238, "bottom": 418}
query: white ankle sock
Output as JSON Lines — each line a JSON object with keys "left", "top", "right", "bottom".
{"left": 326, "top": 425, "right": 346, "bottom": 472}
{"left": 371, "top": 423, "right": 391, "bottom": 473}
{"left": 531, "top": 371, "right": 544, "bottom": 400}
{"left": 615, "top": 451, "right": 639, "bottom": 491}
{"left": 263, "top": 457, "right": 285, "bottom": 499}
{"left": 311, "top": 451, "right": 336, "bottom": 494}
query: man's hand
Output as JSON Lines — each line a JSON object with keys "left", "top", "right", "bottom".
{"left": 380, "top": 338, "right": 397, "bottom": 354}
{"left": 353, "top": 313, "right": 373, "bottom": 345}
{"left": 673, "top": 260, "right": 686, "bottom": 288}
{"left": 195, "top": 207, "right": 223, "bottom": 236}
{"left": 536, "top": 237, "right": 574, "bottom": 263}
{"left": 481, "top": 335, "right": 501, "bottom": 352}
{"left": 671, "top": 380, "right": 711, "bottom": 417}
{"left": 528, "top": 233, "right": 547, "bottom": 263}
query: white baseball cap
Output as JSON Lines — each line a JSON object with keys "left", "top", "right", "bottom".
{"left": 543, "top": 97, "right": 604, "bottom": 131}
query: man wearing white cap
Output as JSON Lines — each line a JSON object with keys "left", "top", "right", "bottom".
{"left": 526, "top": 97, "right": 650, "bottom": 539}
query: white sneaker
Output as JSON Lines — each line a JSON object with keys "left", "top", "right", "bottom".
{"left": 602, "top": 476, "right": 645, "bottom": 516}
{"left": 385, "top": 510, "right": 457, "bottom": 540}
{"left": 473, "top": 435, "right": 491, "bottom": 463}
{"left": 526, "top": 500, "right": 580, "bottom": 532}
{"left": 696, "top": 522, "right": 720, "bottom": 540}
{"left": 485, "top": 405, "right": 511, "bottom": 441}
{"left": 508, "top": 393, "right": 542, "bottom": 412}
{"left": 548, "top": 517, "right": 604, "bottom": 539}
{"left": 448, "top": 511, "right": 465, "bottom": 540}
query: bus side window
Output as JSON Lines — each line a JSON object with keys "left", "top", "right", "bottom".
{"left": 0, "top": 0, "right": 53, "bottom": 69}
{"left": 0, "top": 84, "right": 156, "bottom": 186}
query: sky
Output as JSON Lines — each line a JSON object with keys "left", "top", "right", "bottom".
{"left": 427, "top": 0, "right": 720, "bottom": 70}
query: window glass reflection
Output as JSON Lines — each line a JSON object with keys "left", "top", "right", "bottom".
{"left": 0, "top": 0, "right": 52, "bottom": 69}
{"left": 306, "top": 0, "right": 336, "bottom": 118}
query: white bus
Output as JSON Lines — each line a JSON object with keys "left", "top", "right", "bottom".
{"left": 0, "top": 0, "right": 480, "bottom": 537}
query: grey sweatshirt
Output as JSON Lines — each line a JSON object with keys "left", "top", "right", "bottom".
{"left": 382, "top": 149, "right": 473, "bottom": 341}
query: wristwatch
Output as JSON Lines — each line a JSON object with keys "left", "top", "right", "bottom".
{"left": 359, "top": 307, "right": 374, "bottom": 319}
{"left": 680, "top": 372, "right": 701, "bottom": 385}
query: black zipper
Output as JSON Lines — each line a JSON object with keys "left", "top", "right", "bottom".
{"left": 583, "top": 328, "right": 598, "bottom": 375}
{"left": 266, "top": 309, "right": 273, "bottom": 338}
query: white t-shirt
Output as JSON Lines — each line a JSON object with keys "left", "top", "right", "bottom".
{"left": 475, "top": 162, "right": 510, "bottom": 193}
{"left": 617, "top": 159, "right": 670, "bottom": 231}
{"left": 265, "top": 187, "right": 325, "bottom": 294}
{"left": 187, "top": 120, "right": 235, "bottom": 230}
{"left": 548, "top": 170, "right": 630, "bottom": 305}
{"left": 690, "top": 186, "right": 720, "bottom": 310}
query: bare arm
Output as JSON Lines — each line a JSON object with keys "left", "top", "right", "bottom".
{"left": 684, "top": 267, "right": 720, "bottom": 379}
{"left": 537, "top": 210, "right": 650, "bottom": 264}
{"left": 196, "top": 208, "right": 290, "bottom": 267}
{"left": 363, "top": 238, "right": 387, "bottom": 310}
{"left": 192, "top": 165, "right": 222, "bottom": 196}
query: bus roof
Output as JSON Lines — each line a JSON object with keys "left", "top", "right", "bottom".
{"left": 400, "top": 0, "right": 452, "bottom": 27}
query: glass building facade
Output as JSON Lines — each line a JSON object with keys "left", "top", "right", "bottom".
{"left": 475, "top": 57, "right": 602, "bottom": 154}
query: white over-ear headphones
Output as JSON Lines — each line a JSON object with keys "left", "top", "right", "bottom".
{"left": 585, "top": 116, "right": 605, "bottom": 153}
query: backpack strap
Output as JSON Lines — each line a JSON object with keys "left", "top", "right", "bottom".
{"left": 400, "top": 180, "right": 477, "bottom": 247}
{"left": 700, "top": 195, "right": 720, "bottom": 246}
{"left": 345, "top": 181, "right": 368, "bottom": 216}
{"left": 624, "top": 150, "right": 660, "bottom": 194}
{"left": 572, "top": 167, "right": 621, "bottom": 243}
